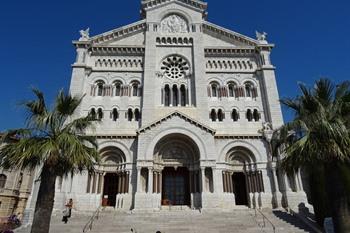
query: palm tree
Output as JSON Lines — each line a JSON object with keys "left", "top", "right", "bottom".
{"left": 0, "top": 89, "right": 99, "bottom": 233}
{"left": 271, "top": 79, "right": 350, "bottom": 233}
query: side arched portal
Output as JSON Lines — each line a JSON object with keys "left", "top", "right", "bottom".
{"left": 223, "top": 147, "right": 264, "bottom": 207}
{"left": 96, "top": 147, "right": 130, "bottom": 207}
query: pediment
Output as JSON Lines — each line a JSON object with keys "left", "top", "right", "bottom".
{"left": 203, "top": 21, "right": 260, "bottom": 48}
{"left": 138, "top": 111, "right": 216, "bottom": 135}
{"left": 88, "top": 20, "right": 147, "bottom": 46}
{"left": 141, "top": 0, "right": 207, "bottom": 18}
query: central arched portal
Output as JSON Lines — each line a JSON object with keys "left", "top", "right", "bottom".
{"left": 153, "top": 134, "right": 200, "bottom": 207}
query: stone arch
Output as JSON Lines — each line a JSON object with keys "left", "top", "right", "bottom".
{"left": 98, "top": 141, "right": 132, "bottom": 163}
{"left": 90, "top": 76, "right": 108, "bottom": 85}
{"left": 219, "top": 140, "right": 262, "bottom": 163}
{"left": 99, "top": 146, "right": 126, "bottom": 166}
{"left": 143, "top": 127, "right": 208, "bottom": 161}
{"left": 111, "top": 76, "right": 126, "bottom": 85}
{"left": 153, "top": 133, "right": 200, "bottom": 167}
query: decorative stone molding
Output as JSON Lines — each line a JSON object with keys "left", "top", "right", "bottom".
{"left": 90, "top": 46, "right": 145, "bottom": 56}
{"left": 94, "top": 58, "right": 144, "bottom": 71}
{"left": 90, "top": 20, "right": 146, "bottom": 45}
{"left": 160, "top": 14, "right": 189, "bottom": 33}
{"left": 138, "top": 111, "right": 216, "bottom": 135}
{"left": 204, "top": 47, "right": 256, "bottom": 57}
{"left": 141, "top": 0, "right": 207, "bottom": 18}
{"left": 203, "top": 22, "right": 259, "bottom": 46}
{"left": 156, "top": 37, "right": 193, "bottom": 46}
{"left": 206, "top": 59, "right": 256, "bottom": 73}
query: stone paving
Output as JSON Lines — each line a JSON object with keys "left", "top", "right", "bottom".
{"left": 15, "top": 208, "right": 315, "bottom": 233}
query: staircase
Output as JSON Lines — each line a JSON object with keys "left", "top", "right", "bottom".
{"left": 15, "top": 208, "right": 316, "bottom": 233}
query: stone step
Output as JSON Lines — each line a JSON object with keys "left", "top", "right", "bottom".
{"left": 15, "top": 209, "right": 316, "bottom": 233}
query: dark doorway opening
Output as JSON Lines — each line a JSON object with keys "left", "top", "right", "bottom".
{"left": 233, "top": 172, "right": 248, "bottom": 206}
{"left": 162, "top": 167, "right": 190, "bottom": 206}
{"left": 102, "top": 173, "right": 118, "bottom": 207}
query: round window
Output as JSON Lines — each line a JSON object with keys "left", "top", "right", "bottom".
{"left": 161, "top": 56, "right": 189, "bottom": 79}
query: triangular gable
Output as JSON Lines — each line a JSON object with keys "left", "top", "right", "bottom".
{"left": 138, "top": 111, "right": 216, "bottom": 135}
{"left": 89, "top": 20, "right": 147, "bottom": 46}
{"left": 141, "top": 0, "right": 207, "bottom": 18}
{"left": 203, "top": 21, "right": 261, "bottom": 47}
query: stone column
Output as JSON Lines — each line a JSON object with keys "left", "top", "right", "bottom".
{"left": 212, "top": 168, "right": 221, "bottom": 193}
{"left": 148, "top": 168, "right": 153, "bottom": 194}
{"left": 201, "top": 168, "right": 206, "bottom": 193}
{"left": 228, "top": 172, "right": 234, "bottom": 193}
{"left": 284, "top": 173, "right": 292, "bottom": 192}
{"left": 136, "top": 167, "right": 142, "bottom": 193}
{"left": 170, "top": 87, "right": 173, "bottom": 107}
{"left": 159, "top": 171, "right": 163, "bottom": 194}
{"left": 297, "top": 169, "right": 303, "bottom": 192}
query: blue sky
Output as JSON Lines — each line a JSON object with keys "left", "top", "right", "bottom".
{"left": 0, "top": 0, "right": 349, "bottom": 131}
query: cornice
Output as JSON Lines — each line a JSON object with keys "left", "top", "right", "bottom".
{"left": 214, "top": 134, "right": 263, "bottom": 139}
{"left": 203, "top": 21, "right": 259, "bottom": 47}
{"left": 204, "top": 47, "right": 257, "bottom": 57}
{"left": 93, "top": 134, "right": 138, "bottom": 139}
{"left": 73, "top": 20, "right": 146, "bottom": 47}
{"left": 90, "top": 46, "right": 145, "bottom": 56}
{"left": 141, "top": 0, "right": 207, "bottom": 18}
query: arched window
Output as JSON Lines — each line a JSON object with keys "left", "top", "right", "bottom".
{"left": 232, "top": 109, "right": 239, "bottom": 122}
{"left": 96, "top": 81, "right": 105, "bottom": 96}
{"left": 114, "top": 82, "right": 122, "bottom": 97}
{"left": 180, "top": 85, "right": 186, "bottom": 107}
{"left": 112, "top": 108, "right": 119, "bottom": 121}
{"left": 134, "top": 109, "right": 141, "bottom": 121}
{"left": 246, "top": 109, "right": 253, "bottom": 122}
{"left": 127, "top": 109, "right": 133, "bottom": 121}
{"left": 211, "top": 82, "right": 219, "bottom": 97}
{"left": 210, "top": 109, "right": 217, "bottom": 122}
{"left": 218, "top": 109, "right": 224, "bottom": 122}
{"left": 245, "top": 82, "right": 253, "bottom": 98}
{"left": 97, "top": 108, "right": 103, "bottom": 120}
{"left": 131, "top": 81, "right": 140, "bottom": 97}
{"left": 89, "top": 108, "right": 96, "bottom": 120}
{"left": 164, "top": 85, "right": 170, "bottom": 107}
{"left": 0, "top": 175, "right": 7, "bottom": 189}
{"left": 253, "top": 109, "right": 260, "bottom": 122}
{"left": 173, "top": 85, "right": 178, "bottom": 106}
{"left": 228, "top": 82, "right": 236, "bottom": 97}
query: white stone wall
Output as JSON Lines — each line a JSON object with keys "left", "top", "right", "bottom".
{"left": 39, "top": 0, "right": 309, "bottom": 214}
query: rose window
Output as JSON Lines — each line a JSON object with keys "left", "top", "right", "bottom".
{"left": 161, "top": 56, "right": 189, "bottom": 79}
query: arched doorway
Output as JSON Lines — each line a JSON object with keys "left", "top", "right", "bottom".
{"left": 224, "top": 146, "right": 264, "bottom": 207}
{"left": 153, "top": 134, "right": 200, "bottom": 207}
{"left": 99, "top": 147, "right": 128, "bottom": 207}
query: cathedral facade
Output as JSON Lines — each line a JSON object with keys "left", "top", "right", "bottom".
{"left": 26, "top": 0, "right": 309, "bottom": 214}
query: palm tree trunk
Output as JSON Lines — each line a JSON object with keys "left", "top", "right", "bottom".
{"left": 30, "top": 166, "right": 57, "bottom": 233}
{"left": 325, "top": 162, "right": 350, "bottom": 233}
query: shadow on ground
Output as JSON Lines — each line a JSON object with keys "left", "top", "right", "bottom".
{"left": 273, "top": 210, "right": 316, "bottom": 233}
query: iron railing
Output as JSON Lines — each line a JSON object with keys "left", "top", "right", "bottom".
{"left": 82, "top": 207, "right": 101, "bottom": 233}
{"left": 254, "top": 208, "right": 276, "bottom": 233}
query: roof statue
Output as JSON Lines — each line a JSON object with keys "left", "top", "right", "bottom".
{"left": 256, "top": 31, "right": 268, "bottom": 44}
{"left": 79, "top": 28, "right": 90, "bottom": 41}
